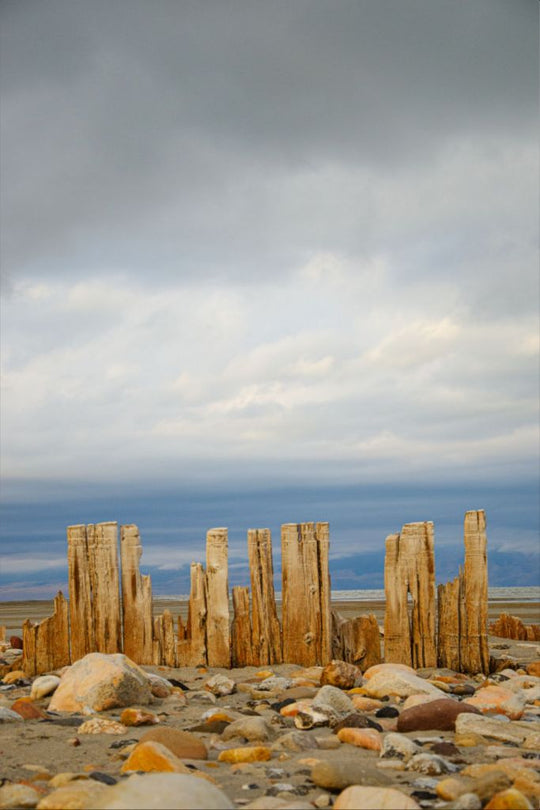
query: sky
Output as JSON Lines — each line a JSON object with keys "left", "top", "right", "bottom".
{"left": 1, "top": 0, "right": 538, "bottom": 599}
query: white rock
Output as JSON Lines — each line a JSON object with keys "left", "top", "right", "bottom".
{"left": 0, "top": 783, "right": 40, "bottom": 808}
{"left": 380, "top": 732, "right": 420, "bottom": 762}
{"left": 333, "top": 785, "right": 421, "bottom": 809}
{"left": 361, "top": 669, "right": 441, "bottom": 699}
{"left": 204, "top": 674, "right": 236, "bottom": 696}
{"left": 94, "top": 773, "right": 234, "bottom": 809}
{"left": 0, "top": 707, "right": 23, "bottom": 722}
{"left": 30, "top": 675, "right": 61, "bottom": 700}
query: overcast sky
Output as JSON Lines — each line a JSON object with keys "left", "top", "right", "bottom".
{"left": 0, "top": 1, "right": 538, "bottom": 595}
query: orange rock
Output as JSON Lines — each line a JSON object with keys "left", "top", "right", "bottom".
{"left": 255, "top": 670, "right": 274, "bottom": 679}
{"left": 336, "top": 727, "right": 382, "bottom": 751}
{"left": 350, "top": 696, "right": 384, "bottom": 712}
{"left": 484, "top": 788, "right": 533, "bottom": 809}
{"left": 321, "top": 660, "right": 360, "bottom": 689}
{"left": 2, "top": 670, "right": 26, "bottom": 684}
{"left": 218, "top": 746, "right": 272, "bottom": 763}
{"left": 121, "top": 740, "right": 192, "bottom": 773}
{"left": 120, "top": 707, "right": 160, "bottom": 726}
{"left": 10, "top": 697, "right": 47, "bottom": 719}
{"left": 464, "top": 686, "right": 525, "bottom": 720}
{"left": 526, "top": 661, "right": 540, "bottom": 678}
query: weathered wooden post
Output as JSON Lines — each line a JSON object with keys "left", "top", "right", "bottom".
{"left": 67, "top": 524, "right": 94, "bottom": 660}
{"left": 231, "top": 586, "right": 253, "bottom": 667}
{"left": 184, "top": 562, "right": 208, "bottom": 666}
{"left": 384, "top": 522, "right": 436, "bottom": 668}
{"left": 87, "top": 522, "right": 122, "bottom": 654}
{"left": 248, "top": 528, "right": 282, "bottom": 665}
{"left": 206, "top": 528, "right": 230, "bottom": 667}
{"left": 120, "top": 524, "right": 153, "bottom": 664}
{"left": 22, "top": 591, "right": 70, "bottom": 676}
{"left": 281, "top": 522, "right": 331, "bottom": 666}
{"left": 437, "top": 510, "right": 489, "bottom": 674}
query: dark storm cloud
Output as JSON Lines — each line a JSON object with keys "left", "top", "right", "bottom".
{"left": 1, "top": 0, "right": 536, "bottom": 286}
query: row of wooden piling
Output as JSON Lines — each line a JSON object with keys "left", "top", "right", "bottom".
{"left": 21, "top": 510, "right": 490, "bottom": 677}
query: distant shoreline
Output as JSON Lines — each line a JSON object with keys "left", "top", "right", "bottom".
{"left": 1, "top": 594, "right": 538, "bottom": 638}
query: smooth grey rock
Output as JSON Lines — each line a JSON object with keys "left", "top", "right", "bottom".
{"left": 380, "top": 732, "right": 420, "bottom": 762}
{"left": 311, "top": 759, "right": 393, "bottom": 791}
{"left": 313, "top": 685, "right": 354, "bottom": 715}
{"left": 221, "top": 716, "right": 273, "bottom": 742}
{"left": 0, "top": 707, "right": 23, "bottom": 722}
{"left": 94, "top": 774, "right": 234, "bottom": 809}
{"left": 452, "top": 795, "right": 482, "bottom": 810}
{"left": 455, "top": 712, "right": 530, "bottom": 744}
{"left": 271, "top": 731, "right": 319, "bottom": 752}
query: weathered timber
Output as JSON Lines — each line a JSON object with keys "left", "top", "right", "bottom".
{"left": 152, "top": 616, "right": 163, "bottom": 666}
{"left": 206, "top": 528, "right": 230, "bottom": 667}
{"left": 231, "top": 586, "right": 253, "bottom": 667}
{"left": 383, "top": 522, "right": 436, "bottom": 668}
{"left": 120, "top": 524, "right": 153, "bottom": 664}
{"left": 437, "top": 575, "right": 461, "bottom": 671}
{"left": 461, "top": 510, "right": 489, "bottom": 674}
{"left": 490, "top": 613, "right": 540, "bottom": 641}
{"left": 0, "top": 626, "right": 5, "bottom": 644}
{"left": 330, "top": 611, "right": 381, "bottom": 670}
{"left": 350, "top": 614, "right": 381, "bottom": 670}
{"left": 67, "top": 524, "right": 94, "bottom": 660}
{"left": 22, "top": 592, "right": 70, "bottom": 676}
{"left": 86, "top": 522, "right": 122, "bottom": 654}
{"left": 248, "top": 528, "right": 282, "bottom": 665}
{"left": 383, "top": 533, "right": 411, "bottom": 665}
{"left": 281, "top": 522, "right": 331, "bottom": 666}
{"left": 184, "top": 562, "right": 207, "bottom": 666}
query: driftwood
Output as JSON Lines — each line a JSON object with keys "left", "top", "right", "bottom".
{"left": 248, "top": 529, "right": 282, "bottom": 665}
{"left": 67, "top": 524, "right": 94, "bottom": 660}
{"left": 331, "top": 610, "right": 381, "bottom": 670}
{"left": 384, "top": 522, "right": 436, "bottom": 668}
{"left": 184, "top": 562, "right": 208, "bottom": 667}
{"left": 281, "top": 522, "right": 331, "bottom": 666}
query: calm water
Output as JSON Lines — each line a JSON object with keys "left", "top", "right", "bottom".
{"left": 157, "top": 586, "right": 540, "bottom": 603}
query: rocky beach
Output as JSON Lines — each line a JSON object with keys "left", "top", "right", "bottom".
{"left": 1, "top": 596, "right": 539, "bottom": 810}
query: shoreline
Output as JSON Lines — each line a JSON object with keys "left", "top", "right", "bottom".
{"left": 1, "top": 597, "right": 538, "bottom": 639}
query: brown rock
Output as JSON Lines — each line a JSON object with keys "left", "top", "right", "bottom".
{"left": 10, "top": 636, "right": 23, "bottom": 650}
{"left": 526, "top": 661, "right": 540, "bottom": 678}
{"left": 397, "top": 698, "right": 481, "bottom": 732}
{"left": 139, "top": 727, "right": 208, "bottom": 760}
{"left": 321, "top": 661, "right": 360, "bottom": 689}
{"left": 10, "top": 698, "right": 47, "bottom": 720}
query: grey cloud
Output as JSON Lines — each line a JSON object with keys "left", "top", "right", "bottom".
{"left": 1, "top": 0, "right": 536, "bottom": 287}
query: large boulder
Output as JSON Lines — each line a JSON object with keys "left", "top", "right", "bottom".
{"left": 94, "top": 774, "right": 234, "bottom": 809}
{"left": 48, "top": 653, "right": 151, "bottom": 713}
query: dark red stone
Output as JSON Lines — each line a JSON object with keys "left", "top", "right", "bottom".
{"left": 396, "top": 698, "right": 480, "bottom": 732}
{"left": 9, "top": 636, "right": 23, "bottom": 650}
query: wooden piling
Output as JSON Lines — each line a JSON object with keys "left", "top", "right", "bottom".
{"left": 184, "top": 562, "right": 207, "bottom": 666}
{"left": 248, "top": 528, "right": 282, "bottom": 665}
{"left": 231, "top": 586, "right": 253, "bottom": 667}
{"left": 206, "top": 528, "right": 230, "bottom": 667}
{"left": 120, "top": 524, "right": 153, "bottom": 664}
{"left": 22, "top": 592, "right": 70, "bottom": 676}
{"left": 86, "top": 522, "right": 122, "bottom": 654}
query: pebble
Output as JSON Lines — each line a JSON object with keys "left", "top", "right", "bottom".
{"left": 332, "top": 713, "right": 382, "bottom": 733}
{"left": 453, "top": 793, "right": 483, "bottom": 809}
{"left": 380, "top": 732, "right": 420, "bottom": 761}
{"left": 205, "top": 674, "right": 237, "bottom": 696}
{"left": 456, "top": 713, "right": 535, "bottom": 745}
{"left": 35, "top": 779, "right": 109, "bottom": 809}
{"left": 464, "top": 685, "right": 526, "bottom": 719}
{"left": 333, "top": 785, "right": 421, "bottom": 809}
{"left": 271, "top": 732, "right": 319, "bottom": 752}
{"left": 311, "top": 759, "right": 392, "bottom": 791}
{"left": 320, "top": 661, "right": 360, "bottom": 689}
{"left": 350, "top": 696, "right": 384, "bottom": 712}
{"left": 293, "top": 707, "right": 331, "bottom": 729}
{"left": 0, "top": 706, "right": 23, "bottom": 722}
{"left": 313, "top": 685, "right": 354, "bottom": 714}
{"left": 218, "top": 746, "right": 272, "bottom": 763}
{"left": 222, "top": 716, "right": 273, "bottom": 742}
{"left": 121, "top": 740, "right": 193, "bottom": 773}
{"left": 93, "top": 773, "right": 234, "bottom": 809}
{"left": 2, "top": 670, "right": 26, "bottom": 684}
{"left": 336, "top": 727, "right": 382, "bottom": 750}
{"left": 0, "top": 783, "right": 41, "bottom": 809}
{"left": 361, "top": 668, "right": 442, "bottom": 699}
{"left": 30, "top": 676, "right": 61, "bottom": 700}
{"left": 146, "top": 673, "right": 173, "bottom": 698}
{"left": 257, "top": 677, "right": 293, "bottom": 692}
{"left": 138, "top": 727, "right": 208, "bottom": 759}
{"left": 77, "top": 718, "right": 127, "bottom": 734}
{"left": 484, "top": 789, "right": 534, "bottom": 809}
{"left": 10, "top": 698, "right": 47, "bottom": 720}
{"left": 436, "top": 776, "right": 471, "bottom": 801}
{"left": 406, "top": 752, "right": 456, "bottom": 775}
{"left": 397, "top": 697, "right": 480, "bottom": 732}
{"left": 119, "top": 707, "right": 160, "bottom": 726}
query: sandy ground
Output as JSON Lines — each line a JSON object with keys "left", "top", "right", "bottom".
{"left": 0, "top": 598, "right": 539, "bottom": 807}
